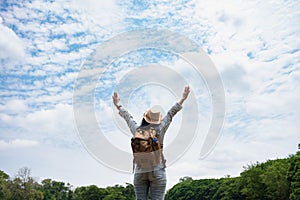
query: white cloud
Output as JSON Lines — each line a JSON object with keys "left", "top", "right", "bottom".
{"left": 71, "top": 0, "right": 124, "bottom": 28}
{"left": 0, "top": 99, "right": 28, "bottom": 114}
{"left": 0, "top": 16, "right": 25, "bottom": 61}
{"left": 1, "top": 103, "right": 78, "bottom": 149}
{"left": 0, "top": 139, "right": 38, "bottom": 149}
{"left": 19, "top": 104, "right": 73, "bottom": 132}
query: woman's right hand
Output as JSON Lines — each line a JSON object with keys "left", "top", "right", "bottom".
{"left": 178, "top": 86, "right": 190, "bottom": 105}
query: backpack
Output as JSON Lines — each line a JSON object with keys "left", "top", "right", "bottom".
{"left": 131, "top": 127, "right": 166, "bottom": 171}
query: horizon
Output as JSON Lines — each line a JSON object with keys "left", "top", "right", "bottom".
{"left": 2, "top": 145, "right": 299, "bottom": 188}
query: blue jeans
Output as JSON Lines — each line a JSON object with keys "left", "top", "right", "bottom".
{"left": 134, "top": 168, "right": 167, "bottom": 200}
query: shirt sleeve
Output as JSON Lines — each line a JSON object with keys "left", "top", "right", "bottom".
{"left": 118, "top": 108, "right": 139, "bottom": 135}
{"left": 158, "top": 102, "right": 182, "bottom": 135}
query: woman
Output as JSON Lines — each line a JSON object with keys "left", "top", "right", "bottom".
{"left": 112, "top": 86, "right": 190, "bottom": 200}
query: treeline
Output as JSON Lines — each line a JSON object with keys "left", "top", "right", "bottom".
{"left": 165, "top": 147, "right": 300, "bottom": 200}
{"left": 1, "top": 146, "right": 299, "bottom": 200}
{"left": 0, "top": 167, "right": 135, "bottom": 200}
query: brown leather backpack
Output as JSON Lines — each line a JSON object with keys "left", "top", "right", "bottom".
{"left": 131, "top": 127, "right": 166, "bottom": 171}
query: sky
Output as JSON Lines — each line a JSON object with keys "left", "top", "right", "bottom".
{"left": 1, "top": 0, "right": 300, "bottom": 190}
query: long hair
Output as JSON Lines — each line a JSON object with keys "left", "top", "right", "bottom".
{"left": 140, "top": 118, "right": 150, "bottom": 127}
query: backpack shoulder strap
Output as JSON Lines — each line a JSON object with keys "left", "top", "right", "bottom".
{"left": 134, "top": 128, "right": 149, "bottom": 140}
{"left": 149, "top": 127, "right": 157, "bottom": 138}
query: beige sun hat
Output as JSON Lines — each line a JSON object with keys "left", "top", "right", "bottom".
{"left": 143, "top": 108, "right": 162, "bottom": 124}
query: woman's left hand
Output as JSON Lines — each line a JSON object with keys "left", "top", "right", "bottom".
{"left": 112, "top": 92, "right": 120, "bottom": 106}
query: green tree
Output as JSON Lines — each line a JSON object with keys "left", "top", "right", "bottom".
{"left": 239, "top": 162, "right": 267, "bottom": 199}
{"left": 165, "top": 177, "right": 222, "bottom": 200}
{"left": 103, "top": 192, "right": 126, "bottom": 200}
{"left": 212, "top": 177, "right": 243, "bottom": 200}
{"left": 6, "top": 167, "right": 43, "bottom": 200}
{"left": 0, "top": 170, "right": 10, "bottom": 200}
{"left": 73, "top": 185, "right": 107, "bottom": 200}
{"left": 260, "top": 159, "right": 289, "bottom": 200}
{"left": 105, "top": 184, "right": 135, "bottom": 200}
{"left": 287, "top": 147, "right": 300, "bottom": 200}
{"left": 122, "top": 183, "right": 135, "bottom": 200}
{"left": 40, "top": 178, "right": 73, "bottom": 200}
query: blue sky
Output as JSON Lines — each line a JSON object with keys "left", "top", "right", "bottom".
{"left": 1, "top": 0, "right": 300, "bottom": 189}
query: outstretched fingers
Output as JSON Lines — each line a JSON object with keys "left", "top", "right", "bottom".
{"left": 112, "top": 92, "right": 120, "bottom": 105}
{"left": 185, "top": 85, "right": 190, "bottom": 93}
{"left": 113, "top": 92, "right": 118, "bottom": 98}
{"left": 183, "top": 85, "right": 190, "bottom": 99}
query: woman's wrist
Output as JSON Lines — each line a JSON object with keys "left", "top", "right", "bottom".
{"left": 178, "top": 98, "right": 185, "bottom": 105}
{"left": 115, "top": 104, "right": 122, "bottom": 110}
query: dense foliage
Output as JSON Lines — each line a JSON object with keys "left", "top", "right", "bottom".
{"left": 1, "top": 146, "right": 299, "bottom": 200}
{"left": 0, "top": 168, "right": 135, "bottom": 200}
{"left": 165, "top": 148, "right": 300, "bottom": 200}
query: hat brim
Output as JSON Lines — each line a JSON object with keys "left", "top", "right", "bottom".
{"left": 143, "top": 111, "right": 162, "bottom": 124}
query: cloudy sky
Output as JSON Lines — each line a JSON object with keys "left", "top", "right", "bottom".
{"left": 1, "top": 0, "right": 299, "bottom": 190}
